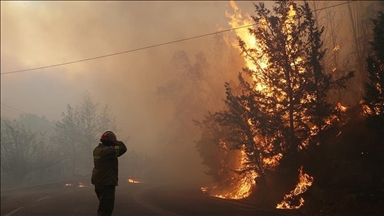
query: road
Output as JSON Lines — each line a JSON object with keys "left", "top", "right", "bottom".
{"left": 1, "top": 180, "right": 297, "bottom": 216}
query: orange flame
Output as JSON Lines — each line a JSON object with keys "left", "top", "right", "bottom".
{"left": 202, "top": 146, "right": 258, "bottom": 200}
{"left": 337, "top": 102, "right": 348, "bottom": 112}
{"left": 226, "top": 0, "right": 268, "bottom": 91}
{"left": 212, "top": 147, "right": 258, "bottom": 200}
{"left": 276, "top": 166, "right": 314, "bottom": 209}
{"left": 127, "top": 178, "right": 141, "bottom": 184}
{"left": 333, "top": 45, "right": 340, "bottom": 52}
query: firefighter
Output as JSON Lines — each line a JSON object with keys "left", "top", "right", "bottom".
{"left": 91, "top": 131, "right": 127, "bottom": 216}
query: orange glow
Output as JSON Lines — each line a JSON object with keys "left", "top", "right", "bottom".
{"left": 337, "top": 102, "right": 348, "bottom": 112}
{"left": 276, "top": 166, "right": 314, "bottom": 209}
{"left": 201, "top": 186, "right": 208, "bottom": 193}
{"left": 362, "top": 104, "right": 373, "bottom": 115}
{"left": 226, "top": 0, "right": 268, "bottom": 91}
{"left": 78, "top": 182, "right": 85, "bottom": 188}
{"left": 211, "top": 171, "right": 257, "bottom": 200}
{"left": 127, "top": 178, "right": 141, "bottom": 184}
{"left": 263, "top": 153, "right": 283, "bottom": 169}
{"left": 202, "top": 146, "right": 258, "bottom": 200}
{"left": 362, "top": 102, "right": 381, "bottom": 116}
{"left": 212, "top": 148, "right": 258, "bottom": 200}
{"left": 333, "top": 45, "right": 340, "bottom": 52}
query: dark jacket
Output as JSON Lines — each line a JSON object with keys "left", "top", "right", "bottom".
{"left": 91, "top": 141, "right": 127, "bottom": 186}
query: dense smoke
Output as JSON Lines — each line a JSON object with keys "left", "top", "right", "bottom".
{"left": 1, "top": 1, "right": 382, "bottom": 189}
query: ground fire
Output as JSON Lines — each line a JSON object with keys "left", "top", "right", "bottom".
{"left": 276, "top": 166, "right": 314, "bottom": 209}
{"left": 210, "top": 146, "right": 258, "bottom": 200}
{"left": 127, "top": 178, "right": 142, "bottom": 184}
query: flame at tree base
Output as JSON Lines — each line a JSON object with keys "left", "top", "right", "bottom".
{"left": 201, "top": 170, "right": 257, "bottom": 200}
{"left": 276, "top": 166, "right": 314, "bottom": 209}
{"left": 201, "top": 148, "right": 258, "bottom": 200}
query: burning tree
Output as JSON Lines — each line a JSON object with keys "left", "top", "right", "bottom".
{"left": 235, "top": 0, "right": 353, "bottom": 159}
{"left": 364, "top": 11, "right": 384, "bottom": 135}
{"left": 198, "top": 0, "right": 354, "bottom": 203}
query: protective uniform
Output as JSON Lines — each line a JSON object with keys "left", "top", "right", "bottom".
{"left": 91, "top": 131, "right": 127, "bottom": 216}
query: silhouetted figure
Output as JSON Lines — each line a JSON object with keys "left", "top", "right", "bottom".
{"left": 91, "top": 131, "right": 127, "bottom": 216}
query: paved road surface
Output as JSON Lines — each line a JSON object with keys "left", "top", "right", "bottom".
{"left": 1, "top": 180, "right": 297, "bottom": 216}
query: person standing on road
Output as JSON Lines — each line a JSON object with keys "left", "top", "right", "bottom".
{"left": 91, "top": 131, "right": 127, "bottom": 216}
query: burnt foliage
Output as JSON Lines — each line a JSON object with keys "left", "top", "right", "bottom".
{"left": 364, "top": 11, "right": 384, "bottom": 136}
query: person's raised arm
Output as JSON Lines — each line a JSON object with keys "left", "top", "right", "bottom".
{"left": 114, "top": 140, "right": 127, "bottom": 157}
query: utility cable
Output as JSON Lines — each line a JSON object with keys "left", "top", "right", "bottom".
{"left": 1, "top": 1, "right": 351, "bottom": 75}
{"left": 313, "top": 1, "right": 351, "bottom": 12}
{"left": 1, "top": 24, "right": 255, "bottom": 75}
{"left": 1, "top": 102, "right": 53, "bottom": 123}
{"left": 1, "top": 102, "right": 28, "bottom": 114}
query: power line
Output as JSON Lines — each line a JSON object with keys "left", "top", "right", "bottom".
{"left": 1, "top": 1, "right": 350, "bottom": 75}
{"left": 313, "top": 1, "right": 351, "bottom": 12}
{"left": 1, "top": 102, "right": 28, "bottom": 114}
{"left": 1, "top": 24, "right": 255, "bottom": 75}
{"left": 1, "top": 102, "right": 53, "bottom": 123}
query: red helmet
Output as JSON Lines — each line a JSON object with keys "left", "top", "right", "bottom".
{"left": 100, "top": 131, "right": 117, "bottom": 142}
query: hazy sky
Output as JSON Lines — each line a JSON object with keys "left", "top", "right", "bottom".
{"left": 1, "top": 1, "right": 374, "bottom": 183}
{"left": 0, "top": 1, "right": 262, "bottom": 152}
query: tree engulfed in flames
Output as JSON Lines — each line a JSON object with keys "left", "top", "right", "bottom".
{"left": 202, "top": 1, "right": 294, "bottom": 199}
{"left": 200, "top": 0, "right": 286, "bottom": 200}
{"left": 276, "top": 166, "right": 314, "bottom": 209}
{"left": 201, "top": 1, "right": 327, "bottom": 207}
